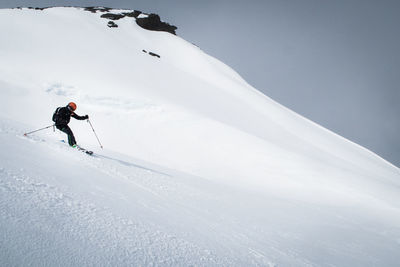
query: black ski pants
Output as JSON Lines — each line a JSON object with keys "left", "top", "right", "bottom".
{"left": 56, "top": 125, "right": 76, "bottom": 146}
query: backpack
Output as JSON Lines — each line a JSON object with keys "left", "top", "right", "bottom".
{"left": 52, "top": 107, "right": 61, "bottom": 123}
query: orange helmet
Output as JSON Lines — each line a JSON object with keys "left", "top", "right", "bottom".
{"left": 68, "top": 102, "right": 77, "bottom": 111}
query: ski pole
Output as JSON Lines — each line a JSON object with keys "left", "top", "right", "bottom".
{"left": 24, "top": 124, "right": 54, "bottom": 136}
{"left": 87, "top": 119, "right": 103, "bottom": 149}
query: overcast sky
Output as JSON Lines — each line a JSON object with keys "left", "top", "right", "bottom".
{"left": 1, "top": 0, "right": 399, "bottom": 167}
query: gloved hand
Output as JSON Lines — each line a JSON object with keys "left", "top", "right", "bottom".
{"left": 84, "top": 115, "right": 89, "bottom": 119}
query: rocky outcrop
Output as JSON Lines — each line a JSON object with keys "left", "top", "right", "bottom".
{"left": 142, "top": 50, "right": 161, "bottom": 58}
{"left": 84, "top": 7, "right": 112, "bottom": 13}
{"left": 136, "top": 14, "right": 177, "bottom": 35}
{"left": 100, "top": 13, "right": 125, "bottom": 20}
{"left": 149, "top": 52, "right": 161, "bottom": 58}
{"left": 107, "top": 21, "right": 118, "bottom": 28}
{"left": 122, "top": 11, "right": 142, "bottom": 18}
{"left": 20, "top": 6, "right": 178, "bottom": 35}
{"left": 83, "top": 7, "right": 177, "bottom": 35}
{"left": 27, "top": 7, "right": 49, "bottom": 11}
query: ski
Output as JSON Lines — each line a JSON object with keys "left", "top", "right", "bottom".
{"left": 76, "top": 145, "right": 94, "bottom": 155}
{"left": 60, "top": 140, "right": 93, "bottom": 155}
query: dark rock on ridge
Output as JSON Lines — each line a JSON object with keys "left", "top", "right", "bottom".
{"left": 149, "top": 52, "right": 161, "bottom": 58}
{"left": 142, "top": 50, "right": 161, "bottom": 58}
{"left": 20, "top": 6, "right": 178, "bottom": 35}
{"left": 123, "top": 11, "right": 142, "bottom": 18}
{"left": 136, "top": 14, "right": 177, "bottom": 35}
{"left": 100, "top": 13, "right": 125, "bottom": 20}
{"left": 27, "top": 7, "right": 49, "bottom": 11}
{"left": 85, "top": 7, "right": 177, "bottom": 35}
{"left": 107, "top": 21, "right": 118, "bottom": 28}
{"left": 84, "top": 7, "right": 111, "bottom": 13}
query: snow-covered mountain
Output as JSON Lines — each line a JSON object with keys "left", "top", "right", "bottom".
{"left": 1, "top": 7, "right": 399, "bottom": 266}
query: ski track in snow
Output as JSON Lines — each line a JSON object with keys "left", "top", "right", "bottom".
{"left": 0, "top": 119, "right": 283, "bottom": 266}
{"left": 0, "top": 120, "right": 321, "bottom": 266}
{"left": 1, "top": 118, "right": 400, "bottom": 266}
{"left": 0, "top": 120, "right": 229, "bottom": 266}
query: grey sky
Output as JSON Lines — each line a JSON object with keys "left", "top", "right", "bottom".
{"left": 1, "top": 0, "right": 399, "bottom": 167}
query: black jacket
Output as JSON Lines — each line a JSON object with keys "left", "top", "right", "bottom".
{"left": 55, "top": 106, "right": 87, "bottom": 126}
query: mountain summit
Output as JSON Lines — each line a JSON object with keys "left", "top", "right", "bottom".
{"left": 1, "top": 7, "right": 399, "bottom": 266}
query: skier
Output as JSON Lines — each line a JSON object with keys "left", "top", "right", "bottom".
{"left": 53, "top": 102, "right": 89, "bottom": 147}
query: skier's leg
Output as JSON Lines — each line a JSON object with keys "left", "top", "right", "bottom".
{"left": 59, "top": 125, "right": 77, "bottom": 146}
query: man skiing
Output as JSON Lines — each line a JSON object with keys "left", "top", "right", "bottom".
{"left": 53, "top": 102, "right": 89, "bottom": 147}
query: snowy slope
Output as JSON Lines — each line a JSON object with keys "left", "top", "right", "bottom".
{"left": 1, "top": 7, "right": 400, "bottom": 266}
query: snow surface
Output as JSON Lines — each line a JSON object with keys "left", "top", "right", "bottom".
{"left": 1, "top": 7, "right": 400, "bottom": 266}
{"left": 137, "top": 13, "right": 149, "bottom": 19}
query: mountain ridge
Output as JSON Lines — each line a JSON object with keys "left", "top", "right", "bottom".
{"left": 10, "top": 6, "right": 178, "bottom": 34}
